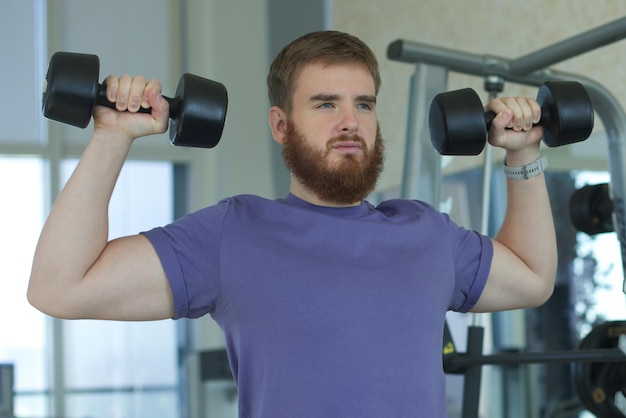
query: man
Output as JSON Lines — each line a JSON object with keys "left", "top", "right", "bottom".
{"left": 29, "top": 31, "right": 556, "bottom": 416}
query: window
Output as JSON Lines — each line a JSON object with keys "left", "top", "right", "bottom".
{"left": 0, "top": 157, "right": 47, "bottom": 416}
{"left": 0, "top": 158, "right": 181, "bottom": 417}
{"left": 1, "top": 1, "right": 187, "bottom": 416}
{"left": 60, "top": 160, "right": 179, "bottom": 418}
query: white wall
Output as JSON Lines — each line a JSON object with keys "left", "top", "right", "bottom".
{"left": 182, "top": 0, "right": 272, "bottom": 212}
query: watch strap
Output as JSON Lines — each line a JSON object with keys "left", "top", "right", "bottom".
{"left": 503, "top": 155, "right": 548, "bottom": 180}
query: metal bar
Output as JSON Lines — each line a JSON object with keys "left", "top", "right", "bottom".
{"left": 448, "top": 348, "right": 626, "bottom": 369}
{"left": 400, "top": 64, "right": 447, "bottom": 204}
{"left": 387, "top": 17, "right": 626, "bottom": 78}
{"left": 387, "top": 39, "right": 483, "bottom": 70}
{"left": 508, "top": 16, "right": 626, "bottom": 75}
{"left": 462, "top": 326, "right": 484, "bottom": 418}
{"left": 480, "top": 82, "right": 503, "bottom": 235}
{"left": 387, "top": 39, "right": 507, "bottom": 78}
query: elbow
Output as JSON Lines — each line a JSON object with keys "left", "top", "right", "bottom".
{"left": 535, "top": 263, "right": 558, "bottom": 307}
{"left": 527, "top": 258, "right": 558, "bottom": 308}
{"left": 26, "top": 278, "right": 53, "bottom": 316}
{"left": 27, "top": 264, "right": 52, "bottom": 314}
{"left": 27, "top": 275, "right": 73, "bottom": 319}
{"left": 528, "top": 277, "right": 556, "bottom": 308}
{"left": 27, "top": 275, "right": 42, "bottom": 310}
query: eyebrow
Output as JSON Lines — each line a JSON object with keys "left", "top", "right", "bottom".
{"left": 309, "top": 93, "right": 377, "bottom": 104}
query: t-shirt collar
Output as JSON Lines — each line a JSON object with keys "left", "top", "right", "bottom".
{"left": 282, "top": 193, "right": 372, "bottom": 217}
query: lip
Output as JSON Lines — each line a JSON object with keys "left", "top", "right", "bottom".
{"left": 330, "top": 141, "right": 363, "bottom": 154}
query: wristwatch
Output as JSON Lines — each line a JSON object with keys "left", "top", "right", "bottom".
{"left": 503, "top": 155, "right": 548, "bottom": 180}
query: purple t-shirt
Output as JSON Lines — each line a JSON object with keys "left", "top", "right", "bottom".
{"left": 142, "top": 193, "right": 492, "bottom": 417}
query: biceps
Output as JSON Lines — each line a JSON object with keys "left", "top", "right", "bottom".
{"left": 78, "top": 235, "right": 175, "bottom": 320}
{"left": 471, "top": 241, "right": 550, "bottom": 313}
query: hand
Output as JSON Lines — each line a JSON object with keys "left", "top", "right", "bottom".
{"left": 486, "top": 96, "right": 544, "bottom": 165}
{"left": 93, "top": 74, "right": 170, "bottom": 142}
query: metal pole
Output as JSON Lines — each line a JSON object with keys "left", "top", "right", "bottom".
{"left": 387, "top": 39, "right": 495, "bottom": 77}
{"left": 462, "top": 326, "right": 484, "bottom": 418}
{"left": 448, "top": 348, "right": 626, "bottom": 369}
{"left": 399, "top": 64, "right": 447, "bottom": 205}
{"left": 508, "top": 16, "right": 626, "bottom": 75}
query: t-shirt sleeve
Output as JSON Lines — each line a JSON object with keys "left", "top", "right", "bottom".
{"left": 141, "top": 199, "right": 231, "bottom": 319}
{"left": 449, "top": 230, "right": 492, "bottom": 312}
{"left": 380, "top": 199, "right": 493, "bottom": 313}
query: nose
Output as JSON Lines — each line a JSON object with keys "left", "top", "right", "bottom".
{"left": 338, "top": 108, "right": 358, "bottom": 133}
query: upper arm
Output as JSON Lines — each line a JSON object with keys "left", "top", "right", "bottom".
{"left": 62, "top": 234, "right": 174, "bottom": 321}
{"left": 471, "top": 239, "right": 554, "bottom": 313}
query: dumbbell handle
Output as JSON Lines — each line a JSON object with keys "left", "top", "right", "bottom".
{"left": 483, "top": 109, "right": 549, "bottom": 131}
{"left": 96, "top": 82, "right": 180, "bottom": 117}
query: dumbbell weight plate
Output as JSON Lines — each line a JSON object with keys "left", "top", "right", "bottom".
{"left": 42, "top": 52, "right": 100, "bottom": 128}
{"left": 569, "top": 183, "right": 614, "bottom": 235}
{"left": 592, "top": 361, "right": 626, "bottom": 418}
{"left": 169, "top": 73, "right": 227, "bottom": 148}
{"left": 537, "top": 81, "right": 595, "bottom": 147}
{"left": 428, "top": 87, "right": 487, "bottom": 155}
{"left": 574, "top": 321, "right": 626, "bottom": 417}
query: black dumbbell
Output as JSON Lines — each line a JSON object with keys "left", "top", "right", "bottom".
{"left": 42, "top": 51, "right": 228, "bottom": 148}
{"left": 428, "top": 81, "right": 595, "bottom": 155}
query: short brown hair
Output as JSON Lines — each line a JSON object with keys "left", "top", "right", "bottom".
{"left": 267, "top": 31, "right": 381, "bottom": 112}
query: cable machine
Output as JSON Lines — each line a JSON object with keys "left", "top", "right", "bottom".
{"left": 387, "top": 16, "right": 626, "bottom": 418}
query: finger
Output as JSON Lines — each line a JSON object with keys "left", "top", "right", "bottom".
{"left": 103, "top": 75, "right": 120, "bottom": 103}
{"left": 115, "top": 74, "right": 133, "bottom": 111}
{"left": 513, "top": 97, "right": 534, "bottom": 131}
{"left": 487, "top": 98, "right": 514, "bottom": 131}
{"left": 145, "top": 88, "right": 169, "bottom": 132}
{"left": 529, "top": 98, "right": 542, "bottom": 125}
{"left": 143, "top": 78, "right": 163, "bottom": 109}
{"left": 127, "top": 75, "right": 147, "bottom": 112}
{"left": 518, "top": 98, "right": 541, "bottom": 130}
{"left": 499, "top": 97, "right": 525, "bottom": 131}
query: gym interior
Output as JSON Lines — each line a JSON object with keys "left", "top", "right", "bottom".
{"left": 2, "top": 1, "right": 626, "bottom": 417}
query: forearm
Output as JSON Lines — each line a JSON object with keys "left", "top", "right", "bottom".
{"left": 28, "top": 131, "right": 133, "bottom": 307}
{"left": 473, "top": 97, "right": 559, "bottom": 312}
{"left": 494, "top": 165, "right": 557, "bottom": 287}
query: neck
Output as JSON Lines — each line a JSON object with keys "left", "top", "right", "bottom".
{"left": 289, "top": 180, "right": 361, "bottom": 208}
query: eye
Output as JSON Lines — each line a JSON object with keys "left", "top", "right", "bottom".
{"left": 357, "top": 102, "right": 374, "bottom": 111}
{"left": 317, "top": 102, "right": 335, "bottom": 109}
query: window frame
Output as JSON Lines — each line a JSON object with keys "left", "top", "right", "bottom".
{"left": 0, "top": 2, "right": 195, "bottom": 416}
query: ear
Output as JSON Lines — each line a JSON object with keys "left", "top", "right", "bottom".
{"left": 269, "top": 106, "right": 288, "bottom": 145}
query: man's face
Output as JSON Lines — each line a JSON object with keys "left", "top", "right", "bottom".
{"left": 282, "top": 121, "right": 384, "bottom": 205}
{"left": 280, "top": 63, "right": 384, "bottom": 205}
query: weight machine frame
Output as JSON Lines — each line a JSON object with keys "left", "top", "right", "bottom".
{"left": 387, "top": 16, "right": 626, "bottom": 418}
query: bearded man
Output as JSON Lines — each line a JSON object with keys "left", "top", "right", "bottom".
{"left": 29, "top": 30, "right": 556, "bottom": 417}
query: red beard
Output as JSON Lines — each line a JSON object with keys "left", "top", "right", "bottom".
{"left": 281, "top": 121, "right": 385, "bottom": 205}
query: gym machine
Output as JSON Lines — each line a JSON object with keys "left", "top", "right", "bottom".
{"left": 387, "top": 15, "right": 626, "bottom": 418}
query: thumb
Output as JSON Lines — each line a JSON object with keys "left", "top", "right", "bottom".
{"left": 146, "top": 88, "right": 170, "bottom": 132}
